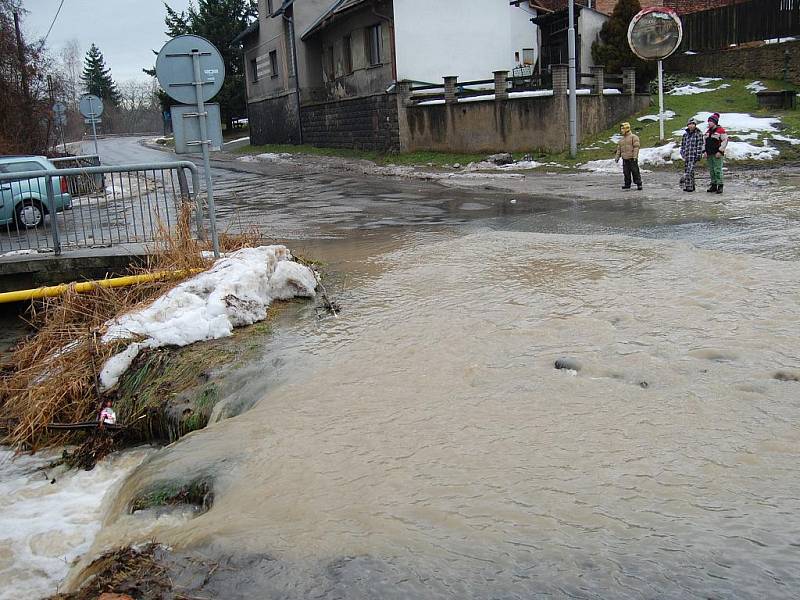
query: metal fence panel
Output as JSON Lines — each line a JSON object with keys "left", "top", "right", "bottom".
{"left": 0, "top": 161, "right": 203, "bottom": 256}
{"left": 680, "top": 0, "right": 800, "bottom": 52}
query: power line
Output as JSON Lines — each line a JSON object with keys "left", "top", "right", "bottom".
{"left": 42, "top": 0, "right": 66, "bottom": 46}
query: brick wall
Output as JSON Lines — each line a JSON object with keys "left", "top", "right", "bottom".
{"left": 300, "top": 93, "right": 400, "bottom": 153}
{"left": 248, "top": 93, "right": 301, "bottom": 146}
{"left": 667, "top": 40, "right": 800, "bottom": 85}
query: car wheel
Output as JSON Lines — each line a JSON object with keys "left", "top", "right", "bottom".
{"left": 15, "top": 200, "right": 45, "bottom": 229}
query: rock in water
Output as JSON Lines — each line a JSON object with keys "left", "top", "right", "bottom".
{"left": 554, "top": 357, "right": 581, "bottom": 372}
{"left": 486, "top": 152, "right": 514, "bottom": 165}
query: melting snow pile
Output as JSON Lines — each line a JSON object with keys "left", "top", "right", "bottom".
{"left": 99, "top": 246, "right": 317, "bottom": 389}
{"left": 746, "top": 81, "right": 768, "bottom": 94}
{"left": 581, "top": 142, "right": 680, "bottom": 172}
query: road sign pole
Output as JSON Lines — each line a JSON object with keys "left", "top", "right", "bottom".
{"left": 658, "top": 60, "right": 665, "bottom": 142}
{"left": 567, "top": 0, "right": 578, "bottom": 159}
{"left": 89, "top": 96, "right": 100, "bottom": 157}
{"left": 192, "top": 50, "right": 220, "bottom": 258}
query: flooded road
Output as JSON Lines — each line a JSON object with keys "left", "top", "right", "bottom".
{"left": 90, "top": 228, "right": 799, "bottom": 594}
{"left": 5, "top": 140, "right": 800, "bottom": 598}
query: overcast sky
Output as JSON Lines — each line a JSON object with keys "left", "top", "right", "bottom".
{"left": 23, "top": 0, "right": 192, "bottom": 82}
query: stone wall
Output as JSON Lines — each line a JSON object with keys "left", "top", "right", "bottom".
{"left": 400, "top": 94, "right": 650, "bottom": 154}
{"left": 300, "top": 93, "right": 400, "bottom": 153}
{"left": 667, "top": 41, "right": 800, "bottom": 85}
{"left": 248, "top": 92, "right": 301, "bottom": 146}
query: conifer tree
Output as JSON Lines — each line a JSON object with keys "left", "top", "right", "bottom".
{"left": 81, "top": 43, "right": 121, "bottom": 107}
{"left": 591, "top": 0, "right": 655, "bottom": 89}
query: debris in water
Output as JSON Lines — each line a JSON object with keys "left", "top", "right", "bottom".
{"left": 774, "top": 371, "right": 800, "bottom": 382}
{"left": 554, "top": 357, "right": 581, "bottom": 372}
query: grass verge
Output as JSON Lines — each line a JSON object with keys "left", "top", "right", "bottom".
{"left": 237, "top": 74, "right": 799, "bottom": 169}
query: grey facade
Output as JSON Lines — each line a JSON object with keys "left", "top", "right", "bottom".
{"left": 239, "top": 0, "right": 397, "bottom": 150}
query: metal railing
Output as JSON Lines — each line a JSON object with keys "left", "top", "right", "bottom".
{"left": 0, "top": 161, "right": 208, "bottom": 257}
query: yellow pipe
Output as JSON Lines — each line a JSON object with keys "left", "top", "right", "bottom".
{"left": 0, "top": 269, "right": 204, "bottom": 304}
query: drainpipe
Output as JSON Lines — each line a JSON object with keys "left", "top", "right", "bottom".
{"left": 282, "top": 11, "right": 304, "bottom": 144}
{"left": 372, "top": 4, "right": 397, "bottom": 81}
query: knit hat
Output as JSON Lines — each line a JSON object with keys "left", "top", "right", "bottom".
{"left": 708, "top": 112, "right": 720, "bottom": 124}
{"left": 687, "top": 118, "right": 698, "bottom": 126}
{"left": 620, "top": 122, "right": 631, "bottom": 133}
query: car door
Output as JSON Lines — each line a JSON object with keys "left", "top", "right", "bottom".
{"left": 0, "top": 165, "right": 15, "bottom": 224}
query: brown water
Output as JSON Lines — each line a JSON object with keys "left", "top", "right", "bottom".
{"left": 72, "top": 228, "right": 800, "bottom": 598}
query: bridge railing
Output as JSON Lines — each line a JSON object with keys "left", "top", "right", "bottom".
{"left": 0, "top": 161, "right": 212, "bottom": 257}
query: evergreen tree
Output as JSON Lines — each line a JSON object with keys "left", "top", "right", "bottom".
{"left": 151, "top": 1, "right": 257, "bottom": 129}
{"left": 81, "top": 43, "right": 121, "bottom": 107}
{"left": 591, "top": 0, "right": 656, "bottom": 90}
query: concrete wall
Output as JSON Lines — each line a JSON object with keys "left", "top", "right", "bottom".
{"left": 667, "top": 40, "right": 800, "bottom": 85}
{"left": 401, "top": 93, "right": 650, "bottom": 154}
{"left": 394, "top": 0, "right": 537, "bottom": 83}
{"left": 300, "top": 92, "right": 400, "bottom": 152}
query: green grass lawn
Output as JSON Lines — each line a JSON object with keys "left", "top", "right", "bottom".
{"left": 235, "top": 75, "right": 800, "bottom": 169}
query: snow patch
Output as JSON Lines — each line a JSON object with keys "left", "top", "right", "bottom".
{"left": 99, "top": 246, "right": 317, "bottom": 389}
{"left": 772, "top": 134, "right": 800, "bottom": 145}
{"left": 670, "top": 77, "right": 729, "bottom": 96}
{"left": 725, "top": 140, "right": 780, "bottom": 160}
{"left": 638, "top": 110, "right": 676, "bottom": 122}
{"left": 580, "top": 142, "right": 681, "bottom": 172}
{"left": 690, "top": 112, "right": 780, "bottom": 133}
{"left": 746, "top": 81, "right": 768, "bottom": 94}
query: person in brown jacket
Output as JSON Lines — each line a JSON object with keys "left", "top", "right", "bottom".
{"left": 614, "top": 122, "right": 642, "bottom": 190}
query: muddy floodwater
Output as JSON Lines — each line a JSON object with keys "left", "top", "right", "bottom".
{"left": 91, "top": 222, "right": 799, "bottom": 595}
{"left": 4, "top": 161, "right": 800, "bottom": 598}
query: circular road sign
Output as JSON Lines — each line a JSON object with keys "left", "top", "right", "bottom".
{"left": 52, "top": 101, "right": 67, "bottom": 115}
{"left": 628, "top": 8, "right": 683, "bottom": 61}
{"left": 79, "top": 94, "right": 104, "bottom": 118}
{"left": 156, "top": 34, "right": 225, "bottom": 105}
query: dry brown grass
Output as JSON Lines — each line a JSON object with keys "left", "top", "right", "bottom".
{"left": 0, "top": 204, "right": 267, "bottom": 451}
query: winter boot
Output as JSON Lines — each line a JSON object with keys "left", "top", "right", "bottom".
{"left": 622, "top": 185, "right": 631, "bottom": 190}
{"left": 707, "top": 183, "right": 718, "bottom": 193}
{"left": 637, "top": 184, "right": 643, "bottom": 191}
{"left": 716, "top": 184, "right": 723, "bottom": 194}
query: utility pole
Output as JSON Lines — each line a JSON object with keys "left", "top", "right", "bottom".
{"left": 567, "top": 0, "right": 578, "bottom": 158}
{"left": 13, "top": 10, "right": 31, "bottom": 108}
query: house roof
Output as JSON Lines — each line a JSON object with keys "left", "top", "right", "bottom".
{"left": 301, "top": 0, "right": 371, "bottom": 41}
{"left": 231, "top": 19, "right": 260, "bottom": 46}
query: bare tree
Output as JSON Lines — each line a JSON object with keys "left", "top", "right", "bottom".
{"left": 59, "top": 39, "right": 82, "bottom": 108}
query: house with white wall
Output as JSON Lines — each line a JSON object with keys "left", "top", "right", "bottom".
{"left": 234, "top": 0, "right": 542, "bottom": 148}
{"left": 233, "top": 0, "right": 630, "bottom": 154}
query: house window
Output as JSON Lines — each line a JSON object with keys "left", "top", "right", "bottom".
{"left": 367, "top": 23, "right": 382, "bottom": 66}
{"left": 269, "top": 50, "right": 279, "bottom": 78}
{"left": 250, "top": 58, "right": 258, "bottom": 83}
{"left": 325, "top": 45, "right": 335, "bottom": 80}
{"left": 343, "top": 34, "right": 353, "bottom": 75}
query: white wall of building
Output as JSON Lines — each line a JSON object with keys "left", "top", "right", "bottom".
{"left": 394, "top": 0, "right": 538, "bottom": 83}
{"left": 579, "top": 8, "right": 606, "bottom": 72}
{"left": 510, "top": 2, "right": 538, "bottom": 68}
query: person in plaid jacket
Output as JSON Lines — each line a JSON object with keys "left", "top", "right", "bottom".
{"left": 680, "top": 118, "right": 704, "bottom": 192}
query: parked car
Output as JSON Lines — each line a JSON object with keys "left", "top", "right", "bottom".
{"left": 0, "top": 156, "right": 72, "bottom": 229}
